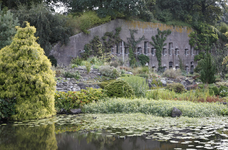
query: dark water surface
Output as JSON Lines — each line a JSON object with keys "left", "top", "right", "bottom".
{"left": 0, "top": 114, "right": 228, "bottom": 150}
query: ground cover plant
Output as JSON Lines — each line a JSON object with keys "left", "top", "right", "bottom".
{"left": 83, "top": 98, "right": 228, "bottom": 117}
{"left": 0, "top": 23, "right": 56, "bottom": 120}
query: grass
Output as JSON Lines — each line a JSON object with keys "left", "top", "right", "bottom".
{"left": 82, "top": 98, "right": 228, "bottom": 117}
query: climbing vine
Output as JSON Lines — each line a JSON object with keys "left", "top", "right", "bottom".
{"left": 138, "top": 54, "right": 149, "bottom": 66}
{"left": 127, "top": 29, "right": 145, "bottom": 67}
{"left": 82, "top": 36, "right": 103, "bottom": 59}
{"left": 102, "top": 27, "right": 122, "bottom": 53}
{"left": 82, "top": 27, "right": 122, "bottom": 60}
{"left": 127, "top": 29, "right": 145, "bottom": 53}
{"left": 150, "top": 28, "right": 171, "bottom": 70}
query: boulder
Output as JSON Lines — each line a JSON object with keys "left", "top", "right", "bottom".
{"left": 58, "top": 108, "right": 67, "bottom": 114}
{"left": 171, "top": 107, "right": 182, "bottom": 117}
{"left": 160, "top": 79, "right": 167, "bottom": 86}
{"left": 70, "top": 109, "right": 82, "bottom": 114}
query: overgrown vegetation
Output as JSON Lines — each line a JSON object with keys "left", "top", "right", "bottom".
{"left": 55, "top": 88, "right": 106, "bottom": 112}
{"left": 83, "top": 98, "right": 228, "bottom": 117}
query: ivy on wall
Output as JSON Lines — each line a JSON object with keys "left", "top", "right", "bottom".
{"left": 82, "top": 27, "right": 122, "bottom": 59}
{"left": 150, "top": 28, "right": 171, "bottom": 70}
{"left": 127, "top": 29, "right": 145, "bottom": 67}
{"left": 82, "top": 36, "right": 102, "bottom": 59}
{"left": 127, "top": 29, "right": 145, "bottom": 53}
{"left": 102, "top": 27, "right": 122, "bottom": 53}
{"left": 138, "top": 54, "right": 149, "bottom": 66}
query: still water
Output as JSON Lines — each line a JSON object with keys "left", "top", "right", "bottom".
{"left": 0, "top": 114, "right": 228, "bottom": 150}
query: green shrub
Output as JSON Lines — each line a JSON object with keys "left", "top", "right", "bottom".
{"left": 138, "top": 54, "right": 149, "bottom": 66}
{"left": 104, "top": 79, "right": 134, "bottom": 98}
{"left": 166, "top": 83, "right": 186, "bottom": 93}
{"left": 98, "top": 79, "right": 116, "bottom": 89}
{"left": 121, "top": 76, "right": 149, "bottom": 97}
{"left": 163, "top": 69, "right": 181, "bottom": 79}
{"left": 48, "top": 55, "right": 57, "bottom": 67}
{"left": 63, "top": 71, "right": 81, "bottom": 80}
{"left": 151, "top": 79, "right": 163, "bottom": 88}
{"left": 0, "top": 22, "right": 56, "bottom": 120}
{"left": 78, "top": 11, "right": 111, "bottom": 34}
{"left": 219, "top": 86, "right": 228, "bottom": 97}
{"left": 99, "top": 65, "right": 121, "bottom": 79}
{"left": 83, "top": 98, "right": 228, "bottom": 117}
{"left": 85, "top": 61, "right": 91, "bottom": 74}
{"left": 55, "top": 88, "right": 107, "bottom": 112}
{"left": 0, "top": 98, "right": 16, "bottom": 120}
{"left": 71, "top": 56, "right": 83, "bottom": 66}
{"left": 209, "top": 85, "right": 219, "bottom": 96}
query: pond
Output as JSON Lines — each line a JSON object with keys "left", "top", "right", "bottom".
{"left": 0, "top": 113, "right": 228, "bottom": 150}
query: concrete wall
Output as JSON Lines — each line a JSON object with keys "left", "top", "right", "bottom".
{"left": 50, "top": 19, "right": 196, "bottom": 72}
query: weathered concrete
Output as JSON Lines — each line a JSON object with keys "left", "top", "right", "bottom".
{"left": 50, "top": 19, "right": 196, "bottom": 72}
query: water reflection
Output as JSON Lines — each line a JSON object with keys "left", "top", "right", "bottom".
{"left": 0, "top": 124, "right": 57, "bottom": 150}
{"left": 56, "top": 132, "right": 184, "bottom": 150}
{"left": 0, "top": 114, "right": 228, "bottom": 150}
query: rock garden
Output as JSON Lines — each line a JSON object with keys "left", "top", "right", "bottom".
{"left": 1, "top": 20, "right": 228, "bottom": 150}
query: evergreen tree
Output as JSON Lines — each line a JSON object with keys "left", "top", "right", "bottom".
{"left": 199, "top": 52, "right": 216, "bottom": 84}
{"left": 0, "top": 10, "right": 19, "bottom": 50}
{"left": 0, "top": 22, "right": 56, "bottom": 120}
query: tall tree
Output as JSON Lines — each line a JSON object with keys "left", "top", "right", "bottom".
{"left": 199, "top": 52, "right": 216, "bottom": 84}
{"left": 0, "top": 9, "right": 19, "bottom": 49}
{"left": 65, "top": 0, "right": 145, "bottom": 18}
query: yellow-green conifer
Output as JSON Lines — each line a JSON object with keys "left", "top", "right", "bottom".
{"left": 0, "top": 22, "right": 56, "bottom": 120}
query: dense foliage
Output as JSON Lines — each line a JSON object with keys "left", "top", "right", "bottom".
{"left": 0, "top": 10, "right": 19, "bottom": 50}
{"left": 83, "top": 98, "right": 228, "bottom": 117}
{"left": 55, "top": 88, "right": 107, "bottom": 112}
{"left": 0, "top": 98, "right": 16, "bottom": 120}
{"left": 198, "top": 52, "right": 216, "bottom": 84}
{"left": 105, "top": 79, "right": 134, "bottom": 98}
{"left": 138, "top": 54, "right": 149, "bottom": 66}
{"left": 0, "top": 23, "right": 56, "bottom": 120}
{"left": 14, "top": 3, "right": 71, "bottom": 55}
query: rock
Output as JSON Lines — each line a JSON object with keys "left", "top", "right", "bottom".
{"left": 171, "top": 107, "right": 182, "bottom": 117}
{"left": 160, "top": 79, "right": 167, "bottom": 86}
{"left": 58, "top": 108, "right": 67, "bottom": 114}
{"left": 70, "top": 109, "right": 81, "bottom": 114}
